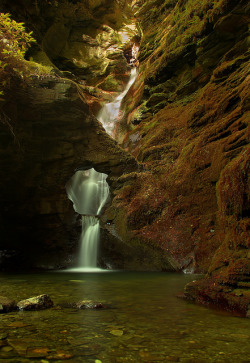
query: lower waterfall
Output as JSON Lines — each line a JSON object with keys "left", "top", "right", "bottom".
{"left": 78, "top": 216, "right": 100, "bottom": 268}
{"left": 66, "top": 168, "right": 109, "bottom": 271}
{"left": 67, "top": 67, "right": 137, "bottom": 271}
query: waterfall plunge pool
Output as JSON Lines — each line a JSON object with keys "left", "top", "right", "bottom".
{"left": 0, "top": 271, "right": 249, "bottom": 362}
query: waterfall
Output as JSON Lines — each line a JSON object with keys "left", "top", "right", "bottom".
{"left": 66, "top": 169, "right": 109, "bottom": 271}
{"left": 67, "top": 169, "right": 109, "bottom": 217}
{"left": 98, "top": 67, "right": 137, "bottom": 136}
{"left": 78, "top": 216, "right": 100, "bottom": 268}
{"left": 67, "top": 66, "right": 137, "bottom": 271}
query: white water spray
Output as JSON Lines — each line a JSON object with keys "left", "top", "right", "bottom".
{"left": 78, "top": 216, "right": 100, "bottom": 268}
{"left": 67, "top": 67, "right": 137, "bottom": 271}
{"left": 97, "top": 67, "right": 137, "bottom": 136}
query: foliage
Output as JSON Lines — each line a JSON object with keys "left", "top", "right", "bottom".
{"left": 0, "top": 13, "right": 52, "bottom": 96}
{"left": 0, "top": 13, "right": 34, "bottom": 87}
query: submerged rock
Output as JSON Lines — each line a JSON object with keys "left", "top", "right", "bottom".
{"left": 110, "top": 329, "right": 124, "bottom": 336}
{"left": 60, "top": 299, "right": 107, "bottom": 309}
{"left": 17, "top": 294, "right": 53, "bottom": 311}
{"left": 0, "top": 296, "right": 17, "bottom": 313}
{"left": 75, "top": 300, "right": 105, "bottom": 309}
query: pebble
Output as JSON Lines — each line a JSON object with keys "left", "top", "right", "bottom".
{"left": 231, "top": 334, "right": 249, "bottom": 339}
{"left": 110, "top": 330, "right": 124, "bottom": 336}
{"left": 165, "top": 356, "right": 180, "bottom": 362}
{"left": 26, "top": 347, "right": 49, "bottom": 358}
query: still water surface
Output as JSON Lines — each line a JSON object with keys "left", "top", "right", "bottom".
{"left": 0, "top": 271, "right": 249, "bottom": 362}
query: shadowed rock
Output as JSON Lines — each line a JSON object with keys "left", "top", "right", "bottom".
{"left": 0, "top": 296, "right": 17, "bottom": 313}
{"left": 0, "top": 78, "right": 138, "bottom": 270}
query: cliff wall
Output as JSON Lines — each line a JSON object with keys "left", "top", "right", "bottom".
{"left": 103, "top": 0, "right": 250, "bottom": 314}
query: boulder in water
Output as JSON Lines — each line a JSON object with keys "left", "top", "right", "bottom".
{"left": 0, "top": 296, "right": 17, "bottom": 313}
{"left": 75, "top": 300, "right": 105, "bottom": 309}
{"left": 17, "top": 294, "right": 53, "bottom": 311}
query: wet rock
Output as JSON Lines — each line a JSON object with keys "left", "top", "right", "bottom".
{"left": 26, "top": 347, "right": 50, "bottom": 358}
{"left": 45, "top": 350, "right": 74, "bottom": 360}
{"left": 17, "top": 294, "right": 53, "bottom": 311}
{"left": 165, "top": 357, "right": 180, "bottom": 362}
{"left": 75, "top": 300, "right": 105, "bottom": 309}
{"left": 110, "top": 330, "right": 124, "bottom": 336}
{"left": 0, "top": 296, "right": 17, "bottom": 313}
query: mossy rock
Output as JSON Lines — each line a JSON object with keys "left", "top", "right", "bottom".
{"left": 99, "top": 74, "right": 123, "bottom": 92}
{"left": 146, "top": 93, "right": 167, "bottom": 107}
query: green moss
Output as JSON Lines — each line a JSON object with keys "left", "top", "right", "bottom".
{"left": 99, "top": 74, "right": 122, "bottom": 92}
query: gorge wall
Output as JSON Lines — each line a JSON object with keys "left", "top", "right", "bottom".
{"left": 103, "top": 0, "right": 249, "bottom": 314}
{"left": 0, "top": 0, "right": 249, "bottom": 314}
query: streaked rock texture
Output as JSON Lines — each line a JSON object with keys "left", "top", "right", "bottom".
{"left": 102, "top": 0, "right": 250, "bottom": 314}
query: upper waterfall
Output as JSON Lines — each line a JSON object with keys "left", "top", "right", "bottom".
{"left": 97, "top": 67, "right": 137, "bottom": 136}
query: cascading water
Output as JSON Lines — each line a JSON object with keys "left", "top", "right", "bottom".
{"left": 98, "top": 67, "right": 137, "bottom": 136}
{"left": 78, "top": 216, "right": 100, "bottom": 268}
{"left": 66, "top": 169, "right": 109, "bottom": 271}
{"left": 67, "top": 64, "right": 138, "bottom": 272}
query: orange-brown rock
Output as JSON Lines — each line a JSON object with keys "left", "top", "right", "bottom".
{"left": 103, "top": 0, "right": 250, "bottom": 314}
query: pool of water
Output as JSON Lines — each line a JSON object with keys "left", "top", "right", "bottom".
{"left": 0, "top": 271, "right": 249, "bottom": 362}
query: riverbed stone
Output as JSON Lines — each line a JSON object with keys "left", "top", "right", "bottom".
{"left": 0, "top": 296, "right": 17, "bottom": 313}
{"left": 75, "top": 300, "right": 105, "bottom": 309}
{"left": 17, "top": 294, "right": 53, "bottom": 311}
{"left": 110, "top": 330, "right": 124, "bottom": 336}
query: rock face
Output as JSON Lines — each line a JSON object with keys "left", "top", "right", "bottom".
{"left": 102, "top": 0, "right": 250, "bottom": 313}
{"left": 0, "top": 78, "right": 138, "bottom": 269}
{"left": 0, "top": 0, "right": 133, "bottom": 90}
